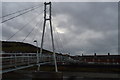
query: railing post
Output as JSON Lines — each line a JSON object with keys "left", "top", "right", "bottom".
{"left": 28, "top": 53, "right": 29, "bottom": 65}
{"left": 10, "top": 54, "right": 12, "bottom": 65}
{"left": 22, "top": 53, "right": 24, "bottom": 63}
{"left": 14, "top": 53, "right": 16, "bottom": 68}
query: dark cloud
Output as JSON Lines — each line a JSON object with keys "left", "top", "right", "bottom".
{"left": 52, "top": 2, "right": 118, "bottom": 55}
{"left": 2, "top": 2, "right": 118, "bottom": 55}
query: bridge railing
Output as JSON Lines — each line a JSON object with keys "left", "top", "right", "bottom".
{"left": 1, "top": 53, "right": 53, "bottom": 70}
{"left": 1, "top": 53, "right": 74, "bottom": 73}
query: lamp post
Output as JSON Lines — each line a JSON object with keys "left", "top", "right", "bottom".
{"left": 34, "top": 40, "right": 39, "bottom": 71}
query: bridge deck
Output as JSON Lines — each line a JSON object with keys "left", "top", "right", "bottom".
{"left": 1, "top": 62, "right": 51, "bottom": 73}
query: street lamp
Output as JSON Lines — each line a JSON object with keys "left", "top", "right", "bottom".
{"left": 34, "top": 40, "right": 40, "bottom": 71}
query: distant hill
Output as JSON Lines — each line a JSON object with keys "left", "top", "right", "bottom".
{"left": 1, "top": 41, "right": 53, "bottom": 54}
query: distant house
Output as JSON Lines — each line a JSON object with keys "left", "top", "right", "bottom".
{"left": 71, "top": 53, "right": 120, "bottom": 64}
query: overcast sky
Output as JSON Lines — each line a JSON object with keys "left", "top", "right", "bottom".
{"left": 2, "top": 2, "right": 118, "bottom": 55}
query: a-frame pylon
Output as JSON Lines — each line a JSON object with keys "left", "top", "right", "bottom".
{"left": 38, "top": 2, "right": 58, "bottom": 72}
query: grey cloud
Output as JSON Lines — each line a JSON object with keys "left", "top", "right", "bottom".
{"left": 52, "top": 2, "right": 118, "bottom": 55}
{"left": 2, "top": 2, "right": 118, "bottom": 55}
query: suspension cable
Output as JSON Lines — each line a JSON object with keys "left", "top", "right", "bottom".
{"left": 22, "top": 16, "right": 43, "bottom": 42}
{"left": 1, "top": 3, "right": 43, "bottom": 18}
{"left": 1, "top": 5, "right": 43, "bottom": 23}
{"left": 52, "top": 26, "right": 61, "bottom": 53}
{"left": 22, "top": 27, "right": 36, "bottom": 42}
{"left": 52, "top": 24, "right": 66, "bottom": 54}
{"left": 31, "top": 19, "right": 43, "bottom": 42}
{"left": 7, "top": 11, "right": 43, "bottom": 40}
